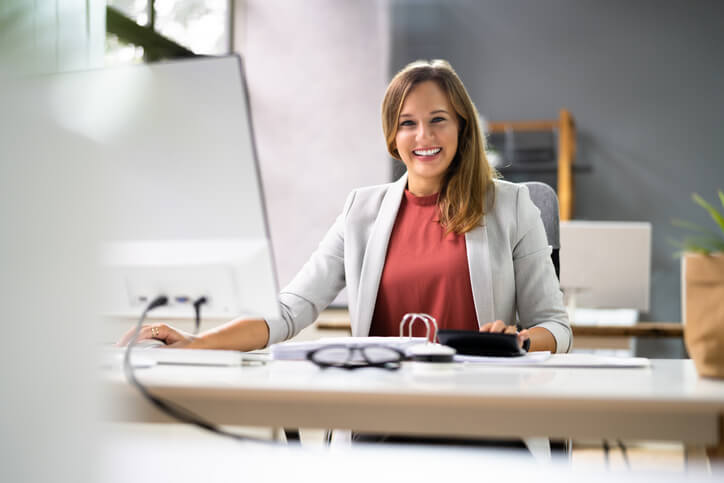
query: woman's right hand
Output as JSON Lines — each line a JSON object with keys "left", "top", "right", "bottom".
{"left": 116, "top": 317, "right": 270, "bottom": 352}
{"left": 115, "top": 323, "right": 195, "bottom": 349}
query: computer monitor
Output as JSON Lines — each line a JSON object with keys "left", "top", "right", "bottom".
{"left": 559, "top": 221, "right": 651, "bottom": 312}
{"left": 31, "top": 55, "right": 280, "bottom": 321}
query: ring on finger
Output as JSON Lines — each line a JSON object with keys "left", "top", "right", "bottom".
{"left": 151, "top": 326, "right": 159, "bottom": 338}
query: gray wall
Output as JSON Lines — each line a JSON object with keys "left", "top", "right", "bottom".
{"left": 390, "top": 0, "right": 724, "bottom": 324}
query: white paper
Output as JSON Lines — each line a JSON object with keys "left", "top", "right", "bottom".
{"left": 454, "top": 351, "right": 551, "bottom": 365}
{"left": 539, "top": 353, "right": 650, "bottom": 368}
{"left": 453, "top": 352, "right": 649, "bottom": 368}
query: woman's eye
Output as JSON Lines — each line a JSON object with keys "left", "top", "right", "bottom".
{"left": 431, "top": 117, "right": 446, "bottom": 123}
{"left": 399, "top": 120, "right": 415, "bottom": 127}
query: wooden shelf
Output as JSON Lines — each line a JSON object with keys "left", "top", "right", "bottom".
{"left": 571, "top": 323, "right": 683, "bottom": 338}
{"left": 487, "top": 109, "right": 577, "bottom": 221}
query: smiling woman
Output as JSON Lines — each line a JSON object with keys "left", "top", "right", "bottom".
{"left": 120, "top": 59, "right": 570, "bottom": 360}
{"left": 394, "top": 80, "right": 460, "bottom": 196}
{"left": 382, "top": 60, "right": 493, "bottom": 236}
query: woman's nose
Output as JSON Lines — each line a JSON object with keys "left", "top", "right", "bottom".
{"left": 416, "top": 124, "right": 433, "bottom": 142}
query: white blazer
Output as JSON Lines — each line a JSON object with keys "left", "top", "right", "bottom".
{"left": 267, "top": 173, "right": 572, "bottom": 353}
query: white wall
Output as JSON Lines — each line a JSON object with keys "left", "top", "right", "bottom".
{"left": 243, "top": 0, "right": 391, "bottom": 302}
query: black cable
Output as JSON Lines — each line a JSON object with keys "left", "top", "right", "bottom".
{"left": 192, "top": 296, "right": 207, "bottom": 335}
{"left": 602, "top": 439, "right": 610, "bottom": 468}
{"left": 616, "top": 439, "right": 630, "bottom": 469}
{"left": 123, "top": 295, "right": 271, "bottom": 444}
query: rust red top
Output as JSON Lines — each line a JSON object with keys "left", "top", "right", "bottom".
{"left": 369, "top": 189, "right": 480, "bottom": 339}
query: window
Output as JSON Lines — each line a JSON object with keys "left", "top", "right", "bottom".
{"left": 155, "top": 0, "right": 230, "bottom": 55}
{"left": 105, "top": 33, "right": 145, "bottom": 66}
{"left": 105, "top": 0, "right": 230, "bottom": 65}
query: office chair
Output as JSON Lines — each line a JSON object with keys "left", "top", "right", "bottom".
{"left": 522, "top": 181, "right": 560, "bottom": 279}
{"left": 522, "top": 181, "right": 570, "bottom": 461}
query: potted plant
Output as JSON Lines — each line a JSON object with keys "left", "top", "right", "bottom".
{"left": 674, "top": 191, "right": 724, "bottom": 378}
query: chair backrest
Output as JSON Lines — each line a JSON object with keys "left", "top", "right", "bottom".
{"left": 521, "top": 181, "right": 560, "bottom": 279}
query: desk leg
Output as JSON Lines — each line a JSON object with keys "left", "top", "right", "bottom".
{"left": 272, "top": 427, "right": 287, "bottom": 443}
{"left": 706, "top": 415, "right": 724, "bottom": 463}
{"left": 685, "top": 445, "right": 711, "bottom": 473}
{"left": 686, "top": 415, "right": 724, "bottom": 473}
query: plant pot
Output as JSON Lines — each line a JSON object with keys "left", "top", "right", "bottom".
{"left": 682, "top": 252, "right": 724, "bottom": 378}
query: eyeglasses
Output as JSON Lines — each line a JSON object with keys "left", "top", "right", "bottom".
{"left": 306, "top": 344, "right": 406, "bottom": 370}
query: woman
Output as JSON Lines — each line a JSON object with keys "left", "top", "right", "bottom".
{"left": 119, "top": 60, "right": 571, "bottom": 353}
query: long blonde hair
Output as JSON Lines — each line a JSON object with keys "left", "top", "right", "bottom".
{"left": 382, "top": 59, "right": 496, "bottom": 234}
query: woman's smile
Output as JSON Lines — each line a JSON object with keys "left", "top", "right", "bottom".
{"left": 412, "top": 146, "right": 443, "bottom": 160}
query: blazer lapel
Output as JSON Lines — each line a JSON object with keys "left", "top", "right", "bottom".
{"left": 466, "top": 184, "right": 497, "bottom": 327}
{"left": 353, "top": 173, "right": 408, "bottom": 336}
{"left": 465, "top": 224, "right": 495, "bottom": 327}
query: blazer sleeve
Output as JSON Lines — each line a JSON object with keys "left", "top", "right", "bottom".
{"left": 512, "top": 185, "right": 572, "bottom": 353}
{"left": 264, "top": 190, "right": 356, "bottom": 346}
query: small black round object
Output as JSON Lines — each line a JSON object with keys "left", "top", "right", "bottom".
{"left": 410, "top": 353, "right": 455, "bottom": 363}
{"left": 407, "top": 343, "right": 456, "bottom": 363}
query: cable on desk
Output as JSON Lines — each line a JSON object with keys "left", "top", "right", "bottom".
{"left": 192, "top": 296, "right": 207, "bottom": 335}
{"left": 616, "top": 439, "right": 630, "bottom": 469}
{"left": 124, "top": 295, "right": 272, "bottom": 444}
{"left": 601, "top": 439, "right": 631, "bottom": 470}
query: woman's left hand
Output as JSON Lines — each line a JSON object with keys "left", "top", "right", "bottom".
{"left": 479, "top": 320, "right": 530, "bottom": 349}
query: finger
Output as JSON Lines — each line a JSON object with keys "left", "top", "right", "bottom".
{"left": 490, "top": 320, "right": 507, "bottom": 333}
{"left": 152, "top": 324, "right": 187, "bottom": 345}
{"left": 116, "top": 324, "right": 151, "bottom": 347}
{"left": 502, "top": 325, "right": 518, "bottom": 335}
{"left": 481, "top": 321, "right": 504, "bottom": 332}
{"left": 518, "top": 329, "right": 530, "bottom": 348}
{"left": 115, "top": 326, "right": 136, "bottom": 347}
{"left": 124, "top": 325, "right": 163, "bottom": 346}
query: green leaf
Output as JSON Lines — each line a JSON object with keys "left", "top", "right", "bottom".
{"left": 709, "top": 241, "right": 724, "bottom": 251}
{"left": 681, "top": 234, "right": 724, "bottom": 254}
{"left": 682, "top": 242, "right": 710, "bottom": 254}
{"left": 671, "top": 218, "right": 711, "bottom": 234}
{"left": 692, "top": 193, "right": 724, "bottom": 236}
{"left": 670, "top": 191, "right": 724, "bottom": 258}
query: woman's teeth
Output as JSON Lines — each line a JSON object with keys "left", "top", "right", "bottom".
{"left": 413, "top": 148, "right": 441, "bottom": 156}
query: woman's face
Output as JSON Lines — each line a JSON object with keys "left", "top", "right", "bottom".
{"left": 394, "top": 80, "right": 459, "bottom": 196}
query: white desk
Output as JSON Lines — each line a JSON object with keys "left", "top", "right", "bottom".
{"left": 102, "top": 425, "right": 715, "bottom": 483}
{"left": 104, "top": 357, "right": 724, "bottom": 459}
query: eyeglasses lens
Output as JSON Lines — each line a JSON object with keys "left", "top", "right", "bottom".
{"left": 362, "top": 346, "right": 402, "bottom": 364}
{"left": 312, "top": 346, "right": 353, "bottom": 365}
